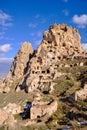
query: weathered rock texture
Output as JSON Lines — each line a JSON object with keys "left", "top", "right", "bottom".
{"left": 3, "top": 103, "right": 22, "bottom": 114}
{"left": 0, "top": 109, "right": 8, "bottom": 125}
{"left": 0, "top": 108, "right": 15, "bottom": 127}
{"left": 19, "top": 24, "right": 83, "bottom": 93}
{"left": 31, "top": 100, "right": 57, "bottom": 119}
{"left": 2, "top": 24, "right": 84, "bottom": 93}
{"left": 75, "top": 84, "right": 87, "bottom": 101}
{"left": 2, "top": 42, "right": 33, "bottom": 92}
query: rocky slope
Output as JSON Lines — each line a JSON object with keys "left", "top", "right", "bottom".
{"left": 1, "top": 24, "right": 87, "bottom": 130}
{"left": 2, "top": 24, "right": 84, "bottom": 93}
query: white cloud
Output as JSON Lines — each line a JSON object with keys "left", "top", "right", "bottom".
{"left": 28, "top": 23, "right": 37, "bottom": 28}
{"left": 30, "top": 31, "right": 42, "bottom": 37}
{"left": 34, "top": 14, "right": 40, "bottom": 19}
{"left": 0, "top": 44, "right": 12, "bottom": 53}
{"left": 37, "top": 31, "right": 42, "bottom": 37}
{"left": 0, "top": 57, "right": 13, "bottom": 63}
{"left": 63, "top": 0, "right": 68, "bottom": 2}
{"left": 0, "top": 10, "right": 13, "bottom": 39}
{"left": 62, "top": 9, "right": 69, "bottom": 16}
{"left": 29, "top": 32, "right": 35, "bottom": 36}
{"left": 0, "top": 10, "right": 13, "bottom": 27}
{"left": 0, "top": 35, "right": 4, "bottom": 40}
{"left": 82, "top": 43, "right": 87, "bottom": 52}
{"left": 72, "top": 14, "right": 87, "bottom": 28}
{"left": 0, "top": 10, "right": 11, "bottom": 20}
{"left": 0, "top": 32, "right": 5, "bottom": 40}
{"left": 0, "top": 58, "right": 13, "bottom": 76}
{"left": 34, "top": 39, "right": 42, "bottom": 46}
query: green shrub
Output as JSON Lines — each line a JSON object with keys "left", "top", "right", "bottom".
{"left": 0, "top": 126, "right": 5, "bottom": 130}
{"left": 14, "top": 114, "right": 21, "bottom": 120}
{"left": 54, "top": 76, "right": 74, "bottom": 96}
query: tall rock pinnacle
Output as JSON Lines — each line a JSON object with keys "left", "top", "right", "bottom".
{"left": 3, "top": 42, "right": 33, "bottom": 92}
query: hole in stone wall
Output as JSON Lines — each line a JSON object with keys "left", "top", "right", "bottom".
{"left": 52, "top": 57, "right": 55, "bottom": 60}
{"left": 58, "top": 56, "right": 61, "bottom": 60}
{"left": 43, "top": 91, "right": 49, "bottom": 94}
{"left": 63, "top": 55, "right": 67, "bottom": 59}
{"left": 42, "top": 71, "right": 45, "bottom": 74}
{"left": 57, "top": 33, "right": 60, "bottom": 35}
{"left": 48, "top": 40, "right": 52, "bottom": 43}
{"left": 56, "top": 65, "right": 59, "bottom": 67}
{"left": 12, "top": 71, "right": 15, "bottom": 76}
{"left": 64, "top": 26, "right": 67, "bottom": 32}
{"left": 50, "top": 50, "right": 52, "bottom": 52}
{"left": 39, "top": 76, "right": 43, "bottom": 79}
{"left": 61, "top": 26, "right": 67, "bottom": 32}
{"left": 32, "top": 71, "right": 34, "bottom": 74}
{"left": 47, "top": 46, "right": 50, "bottom": 49}
{"left": 70, "top": 64, "right": 73, "bottom": 67}
{"left": 37, "top": 57, "right": 42, "bottom": 63}
{"left": 51, "top": 73, "right": 54, "bottom": 77}
{"left": 47, "top": 69, "right": 50, "bottom": 74}
{"left": 37, "top": 66, "right": 39, "bottom": 69}
{"left": 37, "top": 115, "right": 40, "bottom": 118}
{"left": 62, "top": 43, "right": 66, "bottom": 47}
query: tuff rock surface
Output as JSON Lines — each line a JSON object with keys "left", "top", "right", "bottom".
{"left": 0, "top": 24, "right": 87, "bottom": 129}
{"left": 18, "top": 24, "right": 83, "bottom": 93}
{"left": 1, "top": 24, "right": 84, "bottom": 93}
{"left": 0, "top": 108, "right": 15, "bottom": 127}
{"left": 2, "top": 42, "right": 33, "bottom": 92}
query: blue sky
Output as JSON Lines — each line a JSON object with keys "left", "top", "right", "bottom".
{"left": 0, "top": 0, "right": 87, "bottom": 75}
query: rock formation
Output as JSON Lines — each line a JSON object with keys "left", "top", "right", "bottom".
{"left": 2, "top": 42, "right": 33, "bottom": 92}
{"left": 18, "top": 24, "right": 83, "bottom": 93}
{"left": 75, "top": 84, "right": 87, "bottom": 101}
{"left": 0, "top": 109, "right": 8, "bottom": 125}
{"left": 1, "top": 24, "right": 84, "bottom": 93}
{"left": 31, "top": 100, "right": 57, "bottom": 119}
{"left": 3, "top": 103, "right": 22, "bottom": 114}
{"left": 0, "top": 108, "right": 15, "bottom": 127}
{"left": 0, "top": 23, "right": 87, "bottom": 129}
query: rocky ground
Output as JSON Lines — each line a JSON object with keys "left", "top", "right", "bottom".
{"left": 0, "top": 24, "right": 87, "bottom": 130}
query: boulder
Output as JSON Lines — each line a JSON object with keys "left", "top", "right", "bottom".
{"left": 75, "top": 84, "right": 87, "bottom": 101}
{"left": 3, "top": 103, "right": 22, "bottom": 114}
{"left": 0, "top": 109, "right": 8, "bottom": 125}
{"left": 30, "top": 100, "right": 57, "bottom": 119}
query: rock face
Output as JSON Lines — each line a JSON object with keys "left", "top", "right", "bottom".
{"left": 19, "top": 24, "right": 83, "bottom": 93}
{"left": 3, "top": 103, "right": 22, "bottom": 114}
{"left": 0, "top": 109, "right": 8, "bottom": 125}
{"left": 0, "top": 108, "right": 15, "bottom": 127}
{"left": 2, "top": 24, "right": 84, "bottom": 93}
{"left": 38, "top": 24, "right": 83, "bottom": 57}
{"left": 75, "top": 84, "right": 87, "bottom": 101}
{"left": 2, "top": 42, "right": 33, "bottom": 92}
{"left": 31, "top": 100, "right": 57, "bottom": 119}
